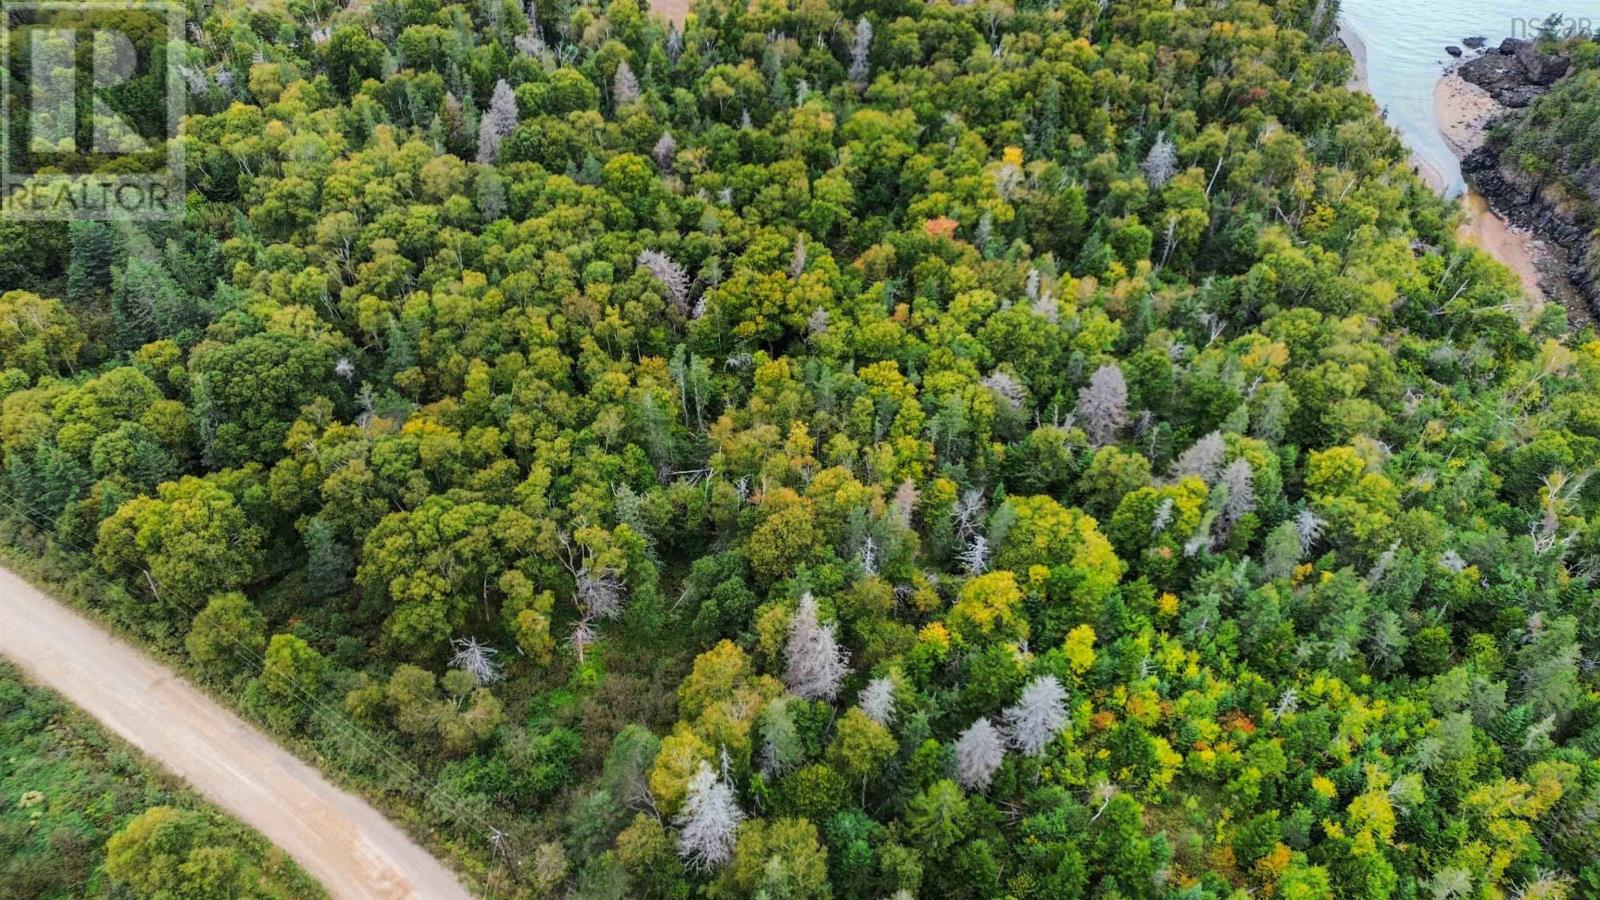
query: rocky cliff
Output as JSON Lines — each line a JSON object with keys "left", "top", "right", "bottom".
{"left": 1459, "top": 37, "right": 1600, "bottom": 313}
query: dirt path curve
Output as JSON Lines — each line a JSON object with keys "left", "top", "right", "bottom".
{"left": 0, "top": 565, "right": 474, "bottom": 900}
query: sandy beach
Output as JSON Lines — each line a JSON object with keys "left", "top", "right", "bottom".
{"left": 1457, "top": 190, "right": 1548, "bottom": 306}
{"left": 1434, "top": 70, "right": 1500, "bottom": 157}
{"left": 1430, "top": 61, "right": 1551, "bottom": 307}
{"left": 1339, "top": 22, "right": 1370, "bottom": 93}
{"left": 1412, "top": 148, "right": 1449, "bottom": 195}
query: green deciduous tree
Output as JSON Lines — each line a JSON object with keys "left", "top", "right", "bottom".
{"left": 96, "top": 476, "right": 264, "bottom": 614}
{"left": 358, "top": 495, "right": 536, "bottom": 657}
{"left": 186, "top": 592, "right": 266, "bottom": 681}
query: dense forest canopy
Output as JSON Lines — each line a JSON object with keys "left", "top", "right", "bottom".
{"left": 1, "top": 0, "right": 1599, "bottom": 897}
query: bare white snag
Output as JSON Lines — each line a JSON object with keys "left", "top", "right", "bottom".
{"left": 514, "top": 31, "right": 542, "bottom": 56}
{"left": 784, "top": 593, "right": 850, "bottom": 701}
{"left": 675, "top": 759, "right": 742, "bottom": 870}
{"left": 954, "top": 718, "right": 1006, "bottom": 790}
{"left": 1077, "top": 364, "right": 1128, "bottom": 447}
{"left": 1214, "top": 458, "right": 1255, "bottom": 544}
{"left": 653, "top": 131, "right": 677, "bottom": 173}
{"left": 957, "top": 534, "right": 989, "bottom": 575}
{"left": 1002, "top": 675, "right": 1068, "bottom": 757}
{"left": 476, "top": 79, "right": 518, "bottom": 164}
{"left": 558, "top": 534, "right": 629, "bottom": 661}
{"left": 807, "top": 307, "right": 830, "bottom": 338}
{"left": 1274, "top": 687, "right": 1299, "bottom": 718}
{"left": 1295, "top": 509, "right": 1326, "bottom": 556}
{"left": 569, "top": 618, "right": 595, "bottom": 660}
{"left": 953, "top": 488, "right": 986, "bottom": 542}
{"left": 577, "top": 568, "right": 626, "bottom": 620}
{"left": 849, "top": 18, "right": 873, "bottom": 88}
{"left": 637, "top": 250, "right": 692, "bottom": 316}
{"left": 450, "top": 636, "right": 502, "bottom": 685}
{"left": 1172, "top": 430, "right": 1226, "bottom": 483}
{"left": 982, "top": 371, "right": 1025, "bottom": 413}
{"left": 1141, "top": 130, "right": 1179, "bottom": 188}
{"left": 857, "top": 535, "right": 878, "bottom": 575}
{"left": 612, "top": 60, "right": 640, "bottom": 106}
{"left": 1150, "top": 497, "right": 1175, "bottom": 536}
{"left": 858, "top": 676, "right": 896, "bottom": 727}
{"left": 1032, "top": 287, "right": 1059, "bottom": 324}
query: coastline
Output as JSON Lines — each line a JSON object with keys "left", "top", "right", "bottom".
{"left": 1339, "top": 19, "right": 1556, "bottom": 314}
{"left": 1431, "top": 63, "right": 1549, "bottom": 305}
{"left": 1339, "top": 22, "right": 1369, "bottom": 93}
{"left": 1434, "top": 70, "right": 1499, "bottom": 158}
{"left": 1340, "top": 23, "right": 1450, "bottom": 193}
{"left": 1458, "top": 189, "right": 1550, "bottom": 309}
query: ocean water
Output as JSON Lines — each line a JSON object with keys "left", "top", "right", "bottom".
{"left": 1338, "top": 0, "right": 1597, "bottom": 195}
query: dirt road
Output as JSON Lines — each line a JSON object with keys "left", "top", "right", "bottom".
{"left": 0, "top": 565, "right": 474, "bottom": 900}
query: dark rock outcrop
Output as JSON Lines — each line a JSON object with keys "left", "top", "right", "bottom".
{"left": 1515, "top": 41, "right": 1570, "bottom": 85}
{"left": 1446, "top": 45, "right": 1463, "bottom": 58}
{"left": 1457, "top": 37, "right": 1597, "bottom": 315}
{"left": 1464, "top": 145, "right": 1599, "bottom": 313}
{"left": 1463, "top": 36, "right": 1487, "bottom": 50}
{"left": 1459, "top": 38, "right": 1568, "bottom": 107}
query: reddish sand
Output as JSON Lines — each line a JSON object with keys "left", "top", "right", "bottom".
{"left": 652, "top": 0, "right": 689, "bottom": 25}
{"left": 1430, "top": 68, "right": 1549, "bottom": 310}
{"left": 1457, "top": 190, "right": 1548, "bottom": 311}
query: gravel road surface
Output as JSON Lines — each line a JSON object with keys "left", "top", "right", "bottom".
{"left": 0, "top": 566, "right": 474, "bottom": 900}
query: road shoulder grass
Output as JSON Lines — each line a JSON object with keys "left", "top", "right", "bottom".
{"left": 0, "top": 659, "right": 327, "bottom": 899}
